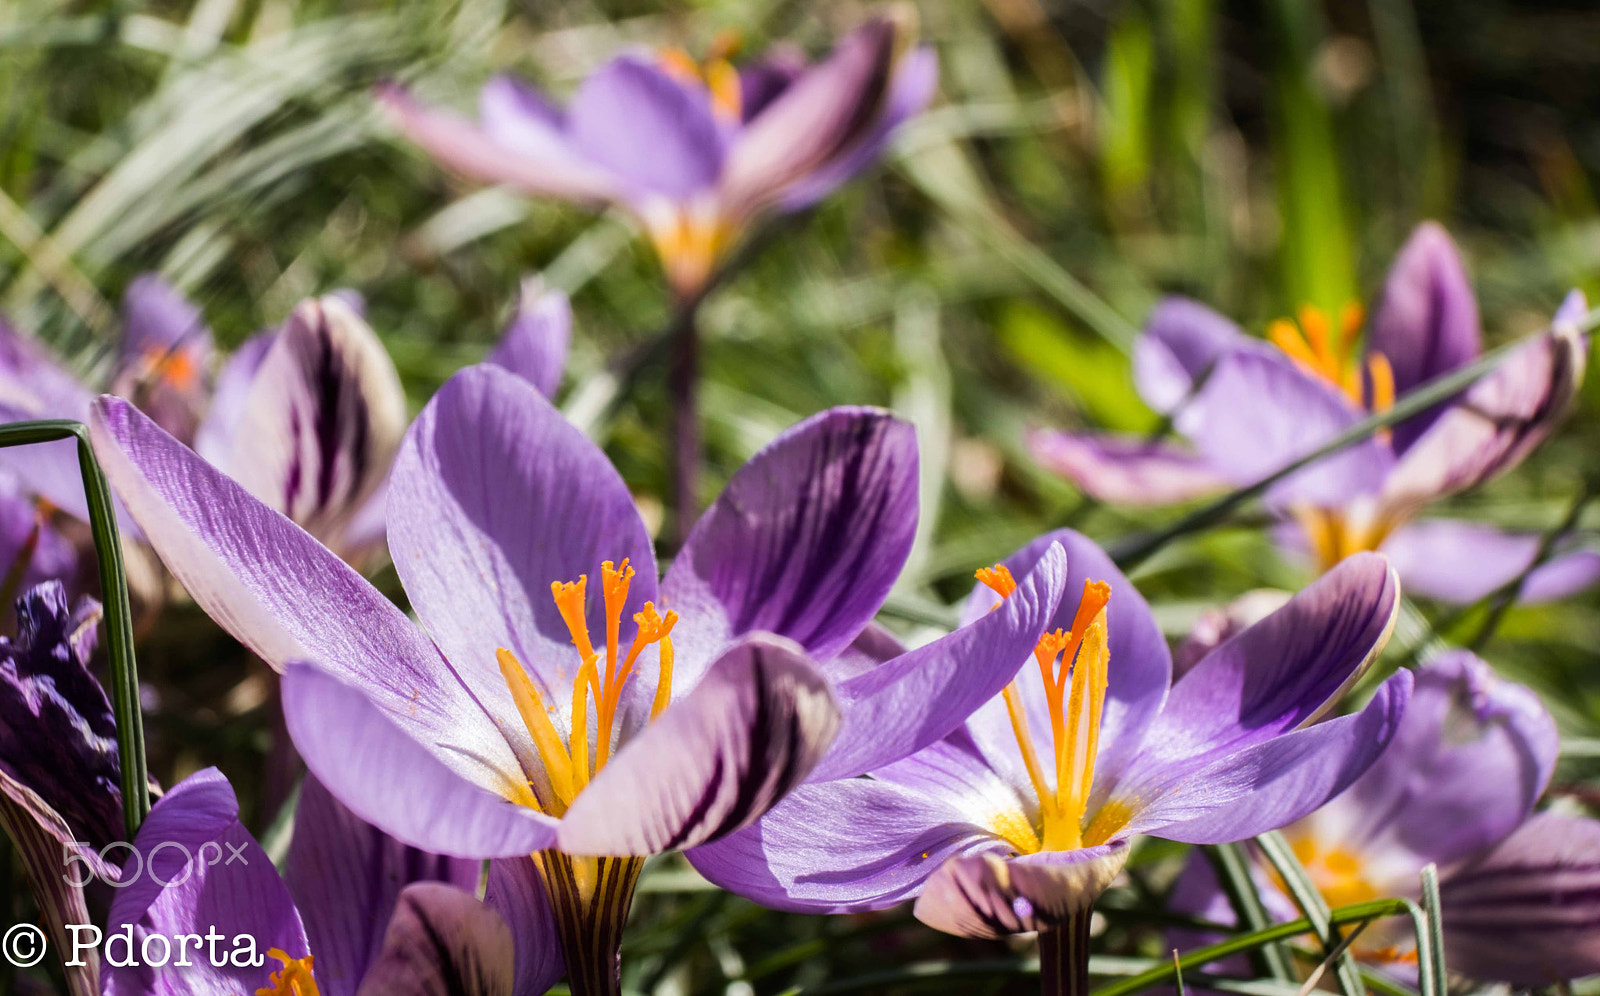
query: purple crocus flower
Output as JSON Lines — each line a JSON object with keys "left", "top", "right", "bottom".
{"left": 0, "top": 469, "right": 78, "bottom": 602}
{"left": 1168, "top": 651, "right": 1600, "bottom": 984}
{"left": 88, "top": 366, "right": 1068, "bottom": 994}
{"left": 382, "top": 15, "right": 936, "bottom": 296}
{"left": 691, "top": 530, "right": 1412, "bottom": 994}
{"left": 1030, "top": 223, "right": 1595, "bottom": 605}
{"left": 487, "top": 278, "right": 572, "bottom": 399}
{"left": 100, "top": 768, "right": 499, "bottom": 996}
{"left": 0, "top": 582, "right": 125, "bottom": 996}
{"left": 0, "top": 278, "right": 405, "bottom": 566}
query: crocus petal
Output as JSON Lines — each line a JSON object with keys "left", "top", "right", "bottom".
{"left": 556, "top": 636, "right": 839, "bottom": 856}
{"left": 219, "top": 296, "right": 406, "bottom": 543}
{"left": 282, "top": 664, "right": 558, "bottom": 860}
{"left": 113, "top": 275, "right": 214, "bottom": 444}
{"left": 820, "top": 621, "right": 906, "bottom": 683}
{"left": 0, "top": 321, "right": 99, "bottom": 523}
{"left": 1178, "top": 349, "right": 1394, "bottom": 506}
{"left": 1133, "top": 298, "right": 1255, "bottom": 413}
{"left": 1124, "top": 552, "right": 1398, "bottom": 774}
{"left": 484, "top": 858, "right": 565, "bottom": 996}
{"left": 87, "top": 398, "right": 508, "bottom": 773}
{"left": 0, "top": 473, "right": 78, "bottom": 595}
{"left": 478, "top": 75, "right": 571, "bottom": 162}
{"left": 487, "top": 279, "right": 570, "bottom": 398}
{"left": 1382, "top": 322, "right": 1586, "bottom": 514}
{"left": 354, "top": 883, "right": 516, "bottom": 996}
{"left": 720, "top": 18, "right": 897, "bottom": 217}
{"left": 688, "top": 771, "right": 1000, "bottom": 913}
{"left": 1026, "top": 429, "right": 1229, "bottom": 505}
{"left": 1381, "top": 518, "right": 1600, "bottom": 604}
{"left": 380, "top": 84, "right": 620, "bottom": 202}
{"left": 192, "top": 330, "right": 274, "bottom": 470}
{"left": 961, "top": 529, "right": 1172, "bottom": 793}
{"left": 388, "top": 363, "right": 655, "bottom": 728}
{"left": 119, "top": 275, "right": 211, "bottom": 359}
{"left": 0, "top": 786, "right": 98, "bottom": 996}
{"left": 566, "top": 57, "right": 725, "bottom": 199}
{"left": 1440, "top": 812, "right": 1600, "bottom": 985}
{"left": 1172, "top": 589, "right": 1291, "bottom": 678}
{"left": 102, "top": 769, "right": 308, "bottom": 996}
{"left": 1367, "top": 223, "right": 1482, "bottom": 451}
{"left": 808, "top": 541, "right": 1066, "bottom": 781}
{"left": 771, "top": 45, "right": 938, "bottom": 212}
{"left": 286, "top": 776, "right": 480, "bottom": 996}
{"left": 662, "top": 406, "right": 916, "bottom": 689}
{"left": 1120, "top": 670, "right": 1412, "bottom": 844}
{"left": 912, "top": 842, "right": 1130, "bottom": 939}
{"left": 1327, "top": 651, "right": 1556, "bottom": 869}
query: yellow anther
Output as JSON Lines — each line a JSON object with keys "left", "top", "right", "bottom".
{"left": 658, "top": 47, "right": 703, "bottom": 86}
{"left": 706, "top": 58, "right": 743, "bottom": 120}
{"left": 570, "top": 662, "right": 593, "bottom": 791}
{"left": 497, "top": 648, "right": 577, "bottom": 810}
{"left": 254, "top": 949, "right": 319, "bottom": 996}
{"left": 1052, "top": 616, "right": 1109, "bottom": 851}
{"left": 1367, "top": 352, "right": 1395, "bottom": 414}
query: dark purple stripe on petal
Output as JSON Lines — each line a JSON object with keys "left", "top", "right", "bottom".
{"left": 353, "top": 883, "right": 516, "bottom": 996}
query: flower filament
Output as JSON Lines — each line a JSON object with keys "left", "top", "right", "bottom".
{"left": 253, "top": 949, "right": 319, "bottom": 996}
{"left": 976, "top": 566, "right": 1113, "bottom": 853}
{"left": 497, "top": 559, "right": 678, "bottom": 816}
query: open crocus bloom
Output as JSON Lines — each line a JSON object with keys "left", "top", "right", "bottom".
{"left": 90, "top": 365, "right": 1068, "bottom": 994}
{"left": 692, "top": 530, "right": 1411, "bottom": 991}
{"left": 1030, "top": 223, "right": 1596, "bottom": 605}
{"left": 101, "top": 768, "right": 495, "bottom": 996}
{"left": 382, "top": 15, "right": 936, "bottom": 296}
{"left": 1169, "top": 651, "right": 1600, "bottom": 985}
{"left": 0, "top": 280, "right": 405, "bottom": 567}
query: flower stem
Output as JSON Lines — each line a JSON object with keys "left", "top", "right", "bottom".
{"left": 536, "top": 850, "right": 645, "bottom": 996}
{"left": 1038, "top": 912, "right": 1092, "bottom": 996}
{"left": 667, "top": 297, "right": 701, "bottom": 547}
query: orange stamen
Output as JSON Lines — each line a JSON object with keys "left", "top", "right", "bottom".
{"left": 255, "top": 949, "right": 319, "bottom": 996}
{"left": 1367, "top": 351, "right": 1395, "bottom": 414}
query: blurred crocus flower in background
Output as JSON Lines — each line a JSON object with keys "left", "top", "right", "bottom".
{"left": 1168, "top": 651, "right": 1600, "bottom": 985}
{"left": 1031, "top": 223, "right": 1597, "bottom": 605}
{"left": 691, "top": 530, "right": 1412, "bottom": 995}
{"left": 487, "top": 277, "right": 572, "bottom": 398}
{"left": 100, "top": 768, "right": 500, "bottom": 996}
{"left": 382, "top": 13, "right": 937, "bottom": 297}
{"left": 0, "top": 278, "right": 406, "bottom": 569}
{"left": 87, "top": 370, "right": 1077, "bottom": 995}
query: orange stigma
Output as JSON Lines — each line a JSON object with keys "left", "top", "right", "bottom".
{"left": 140, "top": 346, "right": 200, "bottom": 391}
{"left": 1266, "top": 302, "right": 1394, "bottom": 415}
{"left": 977, "top": 567, "right": 1113, "bottom": 852}
{"left": 657, "top": 44, "right": 743, "bottom": 121}
{"left": 254, "top": 950, "right": 319, "bottom": 996}
{"left": 498, "top": 559, "right": 678, "bottom": 814}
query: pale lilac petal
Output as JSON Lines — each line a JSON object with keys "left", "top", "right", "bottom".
{"left": 102, "top": 769, "right": 308, "bottom": 996}
{"left": 1133, "top": 298, "right": 1255, "bottom": 412}
{"left": 769, "top": 44, "right": 938, "bottom": 212}
{"left": 114, "top": 275, "right": 213, "bottom": 444}
{"left": 688, "top": 773, "right": 998, "bottom": 913}
{"left": 1172, "top": 589, "right": 1291, "bottom": 678}
{"left": 1440, "top": 812, "right": 1600, "bottom": 985}
{"left": 192, "top": 330, "right": 274, "bottom": 469}
{"left": 484, "top": 858, "right": 564, "bottom": 996}
{"left": 478, "top": 76, "right": 570, "bottom": 161}
{"left": 0, "top": 321, "right": 98, "bottom": 523}
{"left": 819, "top": 621, "right": 906, "bottom": 683}
{"left": 286, "top": 776, "right": 479, "bottom": 996}
{"left": 1368, "top": 224, "right": 1481, "bottom": 450}
{"left": 354, "top": 883, "right": 516, "bottom": 996}
{"left": 556, "top": 636, "right": 839, "bottom": 856}
{"left": 662, "top": 406, "right": 916, "bottom": 688}
{"left": 487, "top": 279, "right": 570, "bottom": 398}
{"left": 1178, "top": 349, "right": 1394, "bottom": 507}
{"left": 912, "top": 843, "right": 1129, "bottom": 938}
{"left": 809, "top": 541, "right": 1066, "bottom": 781}
{"left": 0, "top": 472, "right": 77, "bottom": 594}
{"left": 1026, "top": 429, "right": 1228, "bottom": 505}
{"left": 380, "top": 84, "right": 619, "bottom": 202}
{"left": 1123, "top": 552, "right": 1398, "bottom": 778}
{"left": 217, "top": 296, "right": 406, "bottom": 545}
{"left": 87, "top": 398, "right": 509, "bottom": 776}
{"left": 1382, "top": 518, "right": 1600, "bottom": 604}
{"left": 388, "top": 363, "right": 654, "bottom": 732}
{"left": 566, "top": 58, "right": 724, "bottom": 199}
{"left": 1122, "top": 670, "right": 1412, "bottom": 843}
{"left": 1383, "top": 324, "right": 1586, "bottom": 514}
{"left": 282, "top": 664, "right": 558, "bottom": 860}
{"left": 961, "top": 530, "right": 1171, "bottom": 794}
{"left": 721, "top": 19, "right": 897, "bottom": 215}
{"left": 1331, "top": 652, "right": 1556, "bottom": 868}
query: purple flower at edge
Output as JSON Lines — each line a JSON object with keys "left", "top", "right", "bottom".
{"left": 381, "top": 13, "right": 937, "bottom": 296}
{"left": 690, "top": 530, "right": 1412, "bottom": 959}
{"left": 87, "top": 362, "right": 1074, "bottom": 993}
{"left": 1167, "top": 651, "right": 1600, "bottom": 985}
{"left": 1029, "top": 223, "right": 1596, "bottom": 606}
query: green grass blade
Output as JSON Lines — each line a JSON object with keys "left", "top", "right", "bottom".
{"left": 1204, "top": 842, "right": 1295, "bottom": 981}
{"left": 1256, "top": 831, "right": 1363, "bottom": 996}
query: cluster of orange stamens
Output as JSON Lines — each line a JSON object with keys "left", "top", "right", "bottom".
{"left": 658, "top": 29, "right": 746, "bottom": 121}
{"left": 498, "top": 559, "right": 678, "bottom": 815}
{"left": 1266, "top": 303, "right": 1394, "bottom": 415}
{"left": 976, "top": 566, "right": 1113, "bottom": 853}
{"left": 254, "top": 949, "right": 319, "bottom": 996}
{"left": 136, "top": 346, "right": 201, "bottom": 391}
